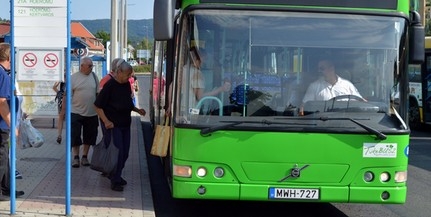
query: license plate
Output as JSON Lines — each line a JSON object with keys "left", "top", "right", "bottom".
{"left": 269, "top": 187, "right": 319, "bottom": 200}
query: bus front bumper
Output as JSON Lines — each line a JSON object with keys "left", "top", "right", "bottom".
{"left": 172, "top": 181, "right": 407, "bottom": 203}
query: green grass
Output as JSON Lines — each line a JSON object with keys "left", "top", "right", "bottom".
{"left": 133, "top": 65, "right": 152, "bottom": 74}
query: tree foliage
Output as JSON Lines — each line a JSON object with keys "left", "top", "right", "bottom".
{"left": 0, "top": 18, "right": 10, "bottom": 24}
{"left": 94, "top": 30, "right": 110, "bottom": 47}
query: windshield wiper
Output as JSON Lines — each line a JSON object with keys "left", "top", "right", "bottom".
{"left": 200, "top": 122, "right": 244, "bottom": 136}
{"left": 200, "top": 120, "right": 315, "bottom": 137}
{"left": 200, "top": 117, "right": 385, "bottom": 139}
{"left": 276, "top": 116, "right": 386, "bottom": 140}
{"left": 317, "top": 117, "right": 387, "bottom": 140}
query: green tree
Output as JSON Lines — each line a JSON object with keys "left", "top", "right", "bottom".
{"left": 137, "top": 38, "right": 153, "bottom": 50}
{"left": 132, "top": 38, "right": 153, "bottom": 63}
{"left": 0, "top": 18, "right": 10, "bottom": 24}
{"left": 94, "top": 30, "right": 110, "bottom": 47}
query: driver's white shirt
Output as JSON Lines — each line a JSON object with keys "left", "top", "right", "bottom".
{"left": 302, "top": 76, "right": 362, "bottom": 103}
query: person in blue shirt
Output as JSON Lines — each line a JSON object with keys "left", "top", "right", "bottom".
{"left": 0, "top": 42, "right": 24, "bottom": 198}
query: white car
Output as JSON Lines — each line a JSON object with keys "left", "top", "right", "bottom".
{"left": 128, "top": 60, "right": 138, "bottom": 66}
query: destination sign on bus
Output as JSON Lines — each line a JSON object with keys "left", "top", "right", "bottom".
{"left": 200, "top": 0, "right": 397, "bottom": 10}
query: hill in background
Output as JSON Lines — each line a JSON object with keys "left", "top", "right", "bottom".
{"left": 73, "top": 19, "right": 154, "bottom": 45}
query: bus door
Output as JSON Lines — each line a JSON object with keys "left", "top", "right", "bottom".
{"left": 424, "top": 50, "right": 431, "bottom": 124}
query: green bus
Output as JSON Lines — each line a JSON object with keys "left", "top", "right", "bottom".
{"left": 408, "top": 36, "right": 431, "bottom": 129}
{"left": 150, "top": 0, "right": 424, "bottom": 203}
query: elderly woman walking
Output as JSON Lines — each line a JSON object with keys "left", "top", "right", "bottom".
{"left": 94, "top": 59, "right": 146, "bottom": 191}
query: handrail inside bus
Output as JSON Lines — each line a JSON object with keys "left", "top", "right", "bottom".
{"left": 196, "top": 96, "right": 223, "bottom": 116}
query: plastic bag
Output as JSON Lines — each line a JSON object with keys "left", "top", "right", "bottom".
{"left": 19, "top": 119, "right": 44, "bottom": 148}
{"left": 90, "top": 130, "right": 118, "bottom": 175}
{"left": 18, "top": 122, "right": 31, "bottom": 149}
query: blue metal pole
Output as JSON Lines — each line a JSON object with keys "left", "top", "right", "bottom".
{"left": 9, "top": 0, "right": 16, "bottom": 214}
{"left": 66, "top": 0, "right": 72, "bottom": 215}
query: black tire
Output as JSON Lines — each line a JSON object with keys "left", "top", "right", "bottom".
{"left": 162, "top": 154, "right": 173, "bottom": 191}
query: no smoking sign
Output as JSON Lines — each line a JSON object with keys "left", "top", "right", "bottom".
{"left": 44, "top": 53, "right": 59, "bottom": 68}
{"left": 16, "top": 48, "right": 64, "bottom": 81}
{"left": 22, "top": 53, "right": 38, "bottom": 67}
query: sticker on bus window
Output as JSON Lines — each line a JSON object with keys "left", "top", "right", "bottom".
{"left": 189, "top": 108, "right": 200, "bottom": 114}
{"left": 363, "top": 143, "right": 397, "bottom": 158}
{"left": 404, "top": 145, "right": 409, "bottom": 157}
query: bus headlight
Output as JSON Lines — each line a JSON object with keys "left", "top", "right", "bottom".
{"left": 394, "top": 171, "right": 407, "bottom": 183}
{"left": 214, "top": 167, "right": 225, "bottom": 178}
{"left": 197, "top": 167, "right": 207, "bottom": 177}
{"left": 363, "top": 171, "right": 374, "bottom": 182}
{"left": 173, "top": 165, "right": 192, "bottom": 177}
{"left": 380, "top": 172, "right": 390, "bottom": 182}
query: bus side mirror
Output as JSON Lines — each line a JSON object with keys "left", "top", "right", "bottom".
{"left": 409, "top": 11, "right": 425, "bottom": 64}
{"left": 153, "top": 0, "right": 176, "bottom": 40}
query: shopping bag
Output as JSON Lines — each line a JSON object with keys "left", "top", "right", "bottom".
{"left": 150, "top": 117, "right": 170, "bottom": 157}
{"left": 90, "top": 130, "right": 118, "bottom": 175}
{"left": 19, "top": 119, "right": 44, "bottom": 148}
{"left": 18, "top": 121, "right": 31, "bottom": 149}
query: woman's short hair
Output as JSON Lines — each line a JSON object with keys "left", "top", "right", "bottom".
{"left": 0, "top": 43, "right": 11, "bottom": 62}
{"left": 111, "top": 58, "right": 123, "bottom": 73}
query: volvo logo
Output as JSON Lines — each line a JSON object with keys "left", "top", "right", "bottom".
{"left": 290, "top": 167, "right": 301, "bottom": 177}
{"left": 278, "top": 164, "right": 310, "bottom": 182}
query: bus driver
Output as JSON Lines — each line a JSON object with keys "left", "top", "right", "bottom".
{"left": 299, "top": 57, "right": 363, "bottom": 115}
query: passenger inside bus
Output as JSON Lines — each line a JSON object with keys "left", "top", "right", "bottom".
{"left": 299, "top": 57, "right": 364, "bottom": 115}
{"left": 184, "top": 47, "right": 231, "bottom": 108}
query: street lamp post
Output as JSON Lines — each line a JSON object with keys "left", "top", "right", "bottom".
{"left": 119, "top": 0, "right": 127, "bottom": 60}
{"left": 119, "top": 0, "right": 136, "bottom": 61}
{"left": 110, "top": 0, "right": 119, "bottom": 63}
{"left": 144, "top": 25, "right": 149, "bottom": 62}
{"left": 137, "top": 42, "right": 141, "bottom": 64}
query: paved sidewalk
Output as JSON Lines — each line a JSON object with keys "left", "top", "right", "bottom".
{"left": 0, "top": 116, "right": 155, "bottom": 217}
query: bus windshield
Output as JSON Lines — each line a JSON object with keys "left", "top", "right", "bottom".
{"left": 175, "top": 10, "right": 406, "bottom": 130}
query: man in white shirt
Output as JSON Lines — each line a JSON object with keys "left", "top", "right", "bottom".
{"left": 300, "top": 58, "right": 363, "bottom": 115}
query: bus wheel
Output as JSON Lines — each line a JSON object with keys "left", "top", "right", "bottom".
{"left": 409, "top": 100, "right": 421, "bottom": 130}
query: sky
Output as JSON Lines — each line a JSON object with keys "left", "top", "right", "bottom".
{"left": 0, "top": 0, "right": 153, "bottom": 20}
